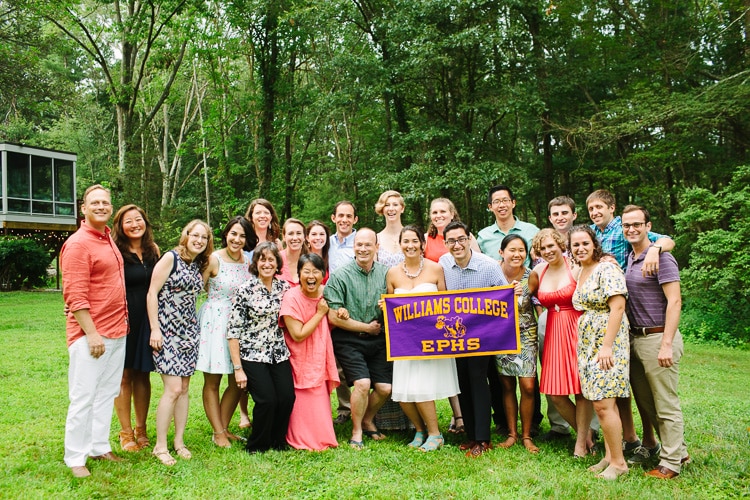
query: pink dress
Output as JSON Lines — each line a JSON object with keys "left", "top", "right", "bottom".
{"left": 537, "top": 261, "right": 583, "bottom": 396}
{"left": 279, "top": 286, "right": 340, "bottom": 450}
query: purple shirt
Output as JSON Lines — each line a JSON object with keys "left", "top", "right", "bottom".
{"left": 625, "top": 244, "right": 680, "bottom": 327}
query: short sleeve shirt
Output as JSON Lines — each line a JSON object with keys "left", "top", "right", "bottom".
{"left": 625, "top": 245, "right": 680, "bottom": 327}
{"left": 592, "top": 216, "right": 667, "bottom": 270}
{"left": 477, "top": 217, "right": 539, "bottom": 267}
{"left": 323, "top": 259, "right": 388, "bottom": 325}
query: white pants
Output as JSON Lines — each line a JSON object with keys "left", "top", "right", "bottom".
{"left": 64, "top": 335, "right": 126, "bottom": 467}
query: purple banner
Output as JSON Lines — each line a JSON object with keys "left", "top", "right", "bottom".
{"left": 383, "top": 286, "right": 521, "bottom": 360}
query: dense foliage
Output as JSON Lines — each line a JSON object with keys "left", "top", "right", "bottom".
{"left": 2, "top": 0, "right": 748, "bottom": 344}
{"left": 0, "top": 238, "right": 54, "bottom": 290}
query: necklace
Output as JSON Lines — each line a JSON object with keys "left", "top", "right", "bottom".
{"left": 402, "top": 258, "right": 424, "bottom": 279}
{"left": 226, "top": 249, "right": 242, "bottom": 262}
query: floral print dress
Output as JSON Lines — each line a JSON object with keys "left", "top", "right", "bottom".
{"left": 497, "top": 268, "right": 538, "bottom": 377}
{"left": 572, "top": 261, "right": 630, "bottom": 401}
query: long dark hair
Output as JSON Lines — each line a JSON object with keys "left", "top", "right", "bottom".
{"left": 568, "top": 225, "right": 604, "bottom": 263}
{"left": 221, "top": 216, "right": 257, "bottom": 251}
{"left": 305, "top": 220, "right": 330, "bottom": 270}
{"left": 112, "top": 204, "right": 159, "bottom": 264}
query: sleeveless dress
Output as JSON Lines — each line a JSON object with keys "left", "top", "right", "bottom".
{"left": 377, "top": 247, "right": 405, "bottom": 267}
{"left": 537, "top": 261, "right": 583, "bottom": 395}
{"left": 391, "top": 284, "right": 461, "bottom": 402}
{"left": 497, "top": 268, "right": 538, "bottom": 377}
{"left": 573, "top": 261, "right": 630, "bottom": 401}
{"left": 152, "top": 251, "right": 204, "bottom": 377}
{"left": 123, "top": 252, "right": 157, "bottom": 372}
{"left": 196, "top": 254, "right": 251, "bottom": 374}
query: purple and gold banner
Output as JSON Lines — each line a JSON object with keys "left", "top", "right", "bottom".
{"left": 383, "top": 286, "right": 520, "bottom": 360}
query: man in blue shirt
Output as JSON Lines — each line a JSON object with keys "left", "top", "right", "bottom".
{"left": 440, "top": 221, "right": 507, "bottom": 458}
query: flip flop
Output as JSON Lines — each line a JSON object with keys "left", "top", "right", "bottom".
{"left": 348, "top": 439, "right": 365, "bottom": 450}
{"left": 363, "top": 429, "right": 386, "bottom": 440}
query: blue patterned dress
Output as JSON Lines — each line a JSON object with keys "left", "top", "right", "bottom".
{"left": 497, "top": 268, "right": 538, "bottom": 377}
{"left": 572, "top": 261, "right": 630, "bottom": 401}
{"left": 153, "top": 250, "right": 204, "bottom": 377}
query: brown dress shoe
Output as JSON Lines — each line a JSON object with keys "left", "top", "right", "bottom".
{"left": 90, "top": 452, "right": 123, "bottom": 462}
{"left": 646, "top": 465, "right": 679, "bottom": 479}
{"left": 459, "top": 440, "right": 477, "bottom": 451}
{"left": 465, "top": 441, "right": 492, "bottom": 458}
{"left": 70, "top": 466, "right": 91, "bottom": 478}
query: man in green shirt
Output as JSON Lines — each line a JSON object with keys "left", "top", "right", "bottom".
{"left": 324, "top": 228, "right": 391, "bottom": 449}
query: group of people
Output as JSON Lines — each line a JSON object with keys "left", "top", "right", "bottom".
{"left": 60, "top": 183, "right": 687, "bottom": 482}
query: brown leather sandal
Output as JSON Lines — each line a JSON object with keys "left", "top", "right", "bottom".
{"left": 119, "top": 429, "right": 139, "bottom": 452}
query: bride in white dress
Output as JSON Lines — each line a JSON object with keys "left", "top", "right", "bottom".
{"left": 387, "top": 226, "right": 460, "bottom": 452}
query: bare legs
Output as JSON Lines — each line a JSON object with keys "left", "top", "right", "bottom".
{"left": 400, "top": 401, "right": 440, "bottom": 436}
{"left": 350, "top": 379, "right": 390, "bottom": 443}
{"left": 239, "top": 392, "right": 251, "bottom": 428}
{"left": 114, "top": 368, "right": 151, "bottom": 450}
{"left": 593, "top": 398, "right": 628, "bottom": 479}
{"left": 549, "top": 394, "right": 593, "bottom": 457}
{"left": 499, "top": 376, "right": 539, "bottom": 452}
{"left": 153, "top": 374, "right": 191, "bottom": 464}
{"left": 202, "top": 372, "right": 241, "bottom": 447}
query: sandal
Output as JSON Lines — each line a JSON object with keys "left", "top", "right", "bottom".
{"left": 134, "top": 426, "right": 150, "bottom": 449}
{"left": 521, "top": 436, "right": 540, "bottom": 454}
{"left": 407, "top": 431, "right": 426, "bottom": 448}
{"left": 175, "top": 446, "right": 192, "bottom": 460}
{"left": 119, "top": 429, "right": 139, "bottom": 452}
{"left": 499, "top": 435, "right": 517, "bottom": 449}
{"left": 152, "top": 449, "right": 176, "bottom": 466}
{"left": 448, "top": 416, "right": 465, "bottom": 434}
{"left": 212, "top": 430, "right": 231, "bottom": 449}
{"left": 419, "top": 434, "right": 444, "bottom": 452}
{"left": 348, "top": 439, "right": 365, "bottom": 450}
{"left": 225, "top": 429, "right": 247, "bottom": 442}
{"left": 363, "top": 428, "right": 386, "bottom": 441}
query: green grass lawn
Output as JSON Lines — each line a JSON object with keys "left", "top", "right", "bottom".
{"left": 0, "top": 291, "right": 748, "bottom": 499}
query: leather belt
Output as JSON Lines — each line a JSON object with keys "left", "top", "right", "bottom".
{"left": 357, "top": 332, "right": 369, "bottom": 338}
{"left": 630, "top": 326, "right": 665, "bottom": 336}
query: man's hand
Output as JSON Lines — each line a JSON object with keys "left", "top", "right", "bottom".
{"left": 657, "top": 344, "right": 674, "bottom": 367}
{"left": 87, "top": 331, "right": 105, "bottom": 358}
{"left": 366, "top": 320, "right": 381, "bottom": 336}
{"left": 642, "top": 247, "right": 660, "bottom": 277}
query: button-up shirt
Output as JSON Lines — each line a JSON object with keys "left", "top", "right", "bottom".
{"left": 477, "top": 217, "right": 539, "bottom": 266}
{"left": 592, "top": 216, "right": 666, "bottom": 270}
{"left": 61, "top": 221, "right": 128, "bottom": 347}
{"left": 324, "top": 259, "right": 388, "bottom": 327}
{"left": 227, "top": 274, "right": 291, "bottom": 364}
{"left": 439, "top": 251, "right": 508, "bottom": 291}
{"left": 328, "top": 230, "right": 357, "bottom": 273}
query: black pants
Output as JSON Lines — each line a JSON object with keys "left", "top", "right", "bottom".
{"left": 457, "top": 355, "right": 493, "bottom": 442}
{"left": 242, "top": 359, "right": 295, "bottom": 452}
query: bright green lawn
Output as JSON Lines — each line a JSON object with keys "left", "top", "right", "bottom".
{"left": 0, "top": 291, "right": 748, "bottom": 499}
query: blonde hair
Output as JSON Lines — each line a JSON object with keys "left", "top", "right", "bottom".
{"left": 532, "top": 228, "right": 567, "bottom": 256}
{"left": 427, "top": 198, "right": 460, "bottom": 238}
{"left": 374, "top": 190, "right": 405, "bottom": 216}
{"left": 176, "top": 219, "right": 214, "bottom": 273}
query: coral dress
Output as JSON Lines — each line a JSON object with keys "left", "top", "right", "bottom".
{"left": 280, "top": 286, "right": 340, "bottom": 451}
{"left": 537, "top": 261, "right": 583, "bottom": 396}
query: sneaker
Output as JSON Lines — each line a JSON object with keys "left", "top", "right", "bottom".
{"left": 622, "top": 439, "right": 642, "bottom": 455}
{"left": 627, "top": 443, "right": 662, "bottom": 465}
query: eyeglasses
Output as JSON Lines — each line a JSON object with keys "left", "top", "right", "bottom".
{"left": 189, "top": 233, "right": 209, "bottom": 241}
{"left": 622, "top": 222, "right": 646, "bottom": 230}
{"left": 445, "top": 236, "right": 469, "bottom": 247}
{"left": 491, "top": 198, "right": 513, "bottom": 206}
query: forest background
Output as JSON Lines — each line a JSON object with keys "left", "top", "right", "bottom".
{"left": 1, "top": 0, "right": 749, "bottom": 346}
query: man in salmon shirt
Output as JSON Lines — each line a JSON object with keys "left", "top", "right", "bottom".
{"left": 61, "top": 184, "right": 128, "bottom": 478}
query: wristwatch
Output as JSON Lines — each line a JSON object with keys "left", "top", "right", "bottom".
{"left": 653, "top": 244, "right": 663, "bottom": 254}
{"left": 233, "top": 364, "right": 242, "bottom": 370}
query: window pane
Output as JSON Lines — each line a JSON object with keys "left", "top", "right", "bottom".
{"left": 7, "top": 152, "right": 30, "bottom": 198}
{"left": 55, "top": 160, "right": 75, "bottom": 202}
{"left": 7, "top": 198, "right": 30, "bottom": 213}
{"left": 32, "top": 200, "right": 54, "bottom": 214}
{"left": 31, "top": 155, "right": 53, "bottom": 200}
{"left": 55, "top": 203, "right": 74, "bottom": 216}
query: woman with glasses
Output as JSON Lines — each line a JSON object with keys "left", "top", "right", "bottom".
{"left": 147, "top": 220, "right": 213, "bottom": 466}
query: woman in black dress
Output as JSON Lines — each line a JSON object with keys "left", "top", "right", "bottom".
{"left": 112, "top": 204, "right": 160, "bottom": 451}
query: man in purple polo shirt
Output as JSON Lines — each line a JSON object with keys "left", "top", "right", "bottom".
{"left": 622, "top": 205, "right": 688, "bottom": 479}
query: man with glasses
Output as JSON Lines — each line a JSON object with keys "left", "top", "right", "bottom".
{"left": 478, "top": 185, "right": 539, "bottom": 266}
{"left": 61, "top": 184, "right": 128, "bottom": 477}
{"left": 439, "top": 221, "right": 507, "bottom": 458}
{"left": 622, "top": 205, "right": 688, "bottom": 479}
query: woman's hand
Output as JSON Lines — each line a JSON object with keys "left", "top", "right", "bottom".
{"left": 336, "top": 307, "right": 350, "bottom": 320}
{"left": 150, "top": 328, "right": 164, "bottom": 351}
{"left": 235, "top": 367, "right": 248, "bottom": 390}
{"left": 596, "top": 345, "right": 614, "bottom": 371}
{"left": 317, "top": 297, "right": 330, "bottom": 316}
{"left": 512, "top": 280, "right": 523, "bottom": 296}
